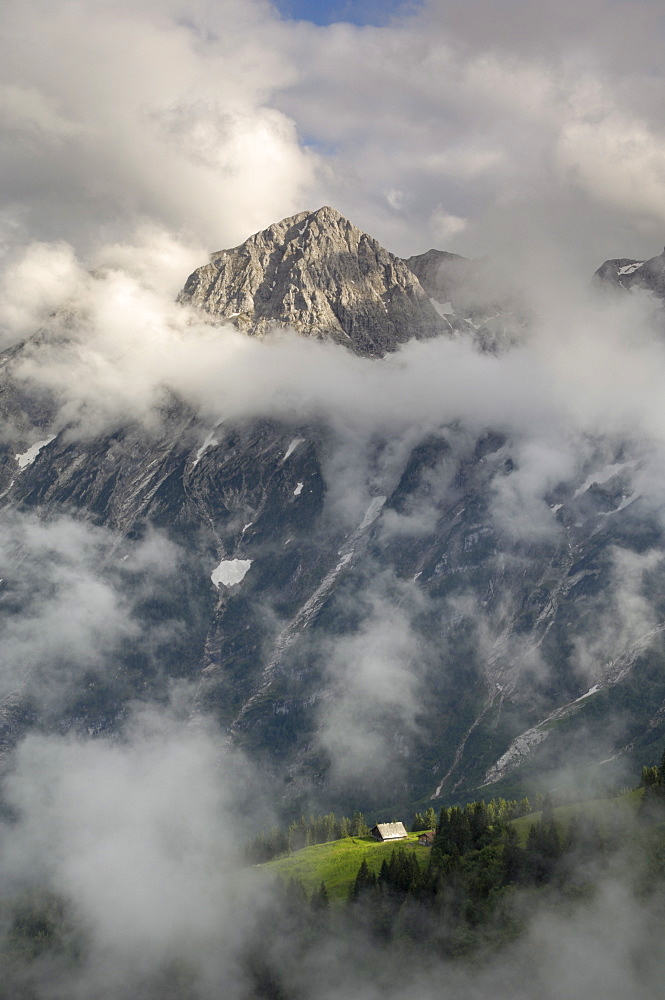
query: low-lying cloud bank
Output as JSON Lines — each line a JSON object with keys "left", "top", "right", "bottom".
{"left": 0, "top": 706, "right": 273, "bottom": 998}
{"left": 2, "top": 712, "right": 665, "bottom": 999}
{"left": 3, "top": 226, "right": 665, "bottom": 536}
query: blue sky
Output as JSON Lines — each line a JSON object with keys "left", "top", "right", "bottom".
{"left": 273, "top": 0, "right": 419, "bottom": 26}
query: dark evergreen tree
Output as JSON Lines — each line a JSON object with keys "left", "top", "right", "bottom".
{"left": 503, "top": 825, "right": 523, "bottom": 883}
{"left": 351, "top": 812, "right": 369, "bottom": 837}
{"left": 350, "top": 858, "right": 377, "bottom": 899}
{"left": 411, "top": 811, "right": 427, "bottom": 832}
{"left": 525, "top": 815, "right": 561, "bottom": 885}
{"left": 468, "top": 801, "right": 490, "bottom": 850}
{"left": 311, "top": 881, "right": 329, "bottom": 910}
{"left": 378, "top": 858, "right": 390, "bottom": 887}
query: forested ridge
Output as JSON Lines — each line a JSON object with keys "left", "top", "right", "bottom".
{"left": 236, "top": 771, "right": 665, "bottom": 997}
{"left": 4, "top": 767, "right": 665, "bottom": 999}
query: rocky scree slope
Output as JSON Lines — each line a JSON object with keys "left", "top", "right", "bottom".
{"left": 0, "top": 214, "right": 665, "bottom": 811}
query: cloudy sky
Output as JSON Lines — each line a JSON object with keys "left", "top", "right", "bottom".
{"left": 3, "top": 0, "right": 665, "bottom": 274}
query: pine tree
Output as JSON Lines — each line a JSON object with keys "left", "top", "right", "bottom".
{"left": 659, "top": 746, "right": 665, "bottom": 786}
{"left": 541, "top": 793, "right": 555, "bottom": 824}
{"left": 350, "top": 859, "right": 376, "bottom": 899}
{"left": 322, "top": 813, "right": 336, "bottom": 843}
{"left": 378, "top": 858, "right": 390, "bottom": 886}
{"left": 411, "top": 811, "right": 426, "bottom": 832}
{"left": 503, "top": 825, "right": 522, "bottom": 882}
{"left": 468, "top": 801, "right": 490, "bottom": 850}
{"left": 351, "top": 811, "right": 369, "bottom": 837}
{"left": 311, "top": 881, "right": 329, "bottom": 910}
{"left": 424, "top": 806, "right": 437, "bottom": 830}
{"left": 642, "top": 765, "right": 659, "bottom": 790}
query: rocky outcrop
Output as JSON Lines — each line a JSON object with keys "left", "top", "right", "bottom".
{"left": 402, "top": 247, "right": 471, "bottom": 303}
{"left": 403, "top": 247, "right": 529, "bottom": 351}
{"left": 594, "top": 247, "right": 665, "bottom": 296}
{"left": 178, "top": 206, "right": 446, "bottom": 357}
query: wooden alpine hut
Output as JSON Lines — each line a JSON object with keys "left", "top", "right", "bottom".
{"left": 370, "top": 822, "right": 408, "bottom": 842}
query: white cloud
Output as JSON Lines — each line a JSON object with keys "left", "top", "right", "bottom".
{"left": 0, "top": 707, "right": 267, "bottom": 995}
{"left": 430, "top": 206, "right": 468, "bottom": 243}
{"left": 0, "top": 512, "right": 181, "bottom": 709}
{"left": 0, "top": 0, "right": 316, "bottom": 249}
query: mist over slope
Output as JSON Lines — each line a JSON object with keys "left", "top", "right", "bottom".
{"left": 2, "top": 207, "right": 665, "bottom": 814}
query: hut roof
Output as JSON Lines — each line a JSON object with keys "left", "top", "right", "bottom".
{"left": 372, "top": 822, "right": 408, "bottom": 841}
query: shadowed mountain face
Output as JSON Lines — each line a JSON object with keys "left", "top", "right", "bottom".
{"left": 593, "top": 246, "right": 665, "bottom": 296}
{"left": 1, "top": 211, "right": 665, "bottom": 813}
{"left": 403, "top": 247, "right": 530, "bottom": 352}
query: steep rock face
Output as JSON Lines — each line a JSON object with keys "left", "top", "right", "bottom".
{"left": 4, "top": 403, "right": 663, "bottom": 807}
{"left": 178, "top": 206, "right": 445, "bottom": 357}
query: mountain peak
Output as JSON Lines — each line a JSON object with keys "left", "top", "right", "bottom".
{"left": 178, "top": 208, "right": 445, "bottom": 357}
{"left": 309, "top": 205, "right": 344, "bottom": 222}
{"left": 593, "top": 245, "right": 665, "bottom": 296}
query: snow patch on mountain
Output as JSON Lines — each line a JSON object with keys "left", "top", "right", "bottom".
{"left": 193, "top": 430, "right": 219, "bottom": 466}
{"left": 573, "top": 684, "right": 601, "bottom": 703}
{"left": 211, "top": 558, "right": 252, "bottom": 588}
{"left": 15, "top": 437, "right": 56, "bottom": 470}
{"left": 430, "top": 298, "right": 454, "bottom": 316}
{"left": 356, "top": 495, "right": 387, "bottom": 532}
{"left": 618, "top": 262, "right": 644, "bottom": 275}
{"left": 282, "top": 438, "right": 304, "bottom": 462}
{"left": 573, "top": 462, "right": 631, "bottom": 498}
{"left": 599, "top": 493, "right": 640, "bottom": 516}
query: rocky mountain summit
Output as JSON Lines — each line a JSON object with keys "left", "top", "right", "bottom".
{"left": 178, "top": 206, "right": 445, "bottom": 357}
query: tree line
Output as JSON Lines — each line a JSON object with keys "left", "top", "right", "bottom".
{"left": 246, "top": 811, "right": 371, "bottom": 864}
{"left": 247, "top": 795, "right": 540, "bottom": 864}
{"left": 342, "top": 792, "right": 638, "bottom": 951}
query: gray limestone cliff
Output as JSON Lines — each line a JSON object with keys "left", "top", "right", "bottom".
{"left": 177, "top": 206, "right": 445, "bottom": 357}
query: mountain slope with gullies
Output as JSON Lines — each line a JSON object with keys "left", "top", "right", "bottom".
{"left": 1, "top": 212, "right": 665, "bottom": 812}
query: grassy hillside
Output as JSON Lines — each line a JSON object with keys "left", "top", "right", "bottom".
{"left": 262, "top": 789, "right": 645, "bottom": 901}
{"left": 511, "top": 787, "right": 643, "bottom": 844}
{"left": 263, "top": 832, "right": 432, "bottom": 900}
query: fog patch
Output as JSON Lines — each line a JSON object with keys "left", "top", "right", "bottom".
{"left": 0, "top": 704, "right": 271, "bottom": 999}
{"left": 0, "top": 511, "right": 182, "bottom": 712}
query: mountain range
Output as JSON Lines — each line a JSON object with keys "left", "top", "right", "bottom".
{"left": 2, "top": 207, "right": 665, "bottom": 813}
